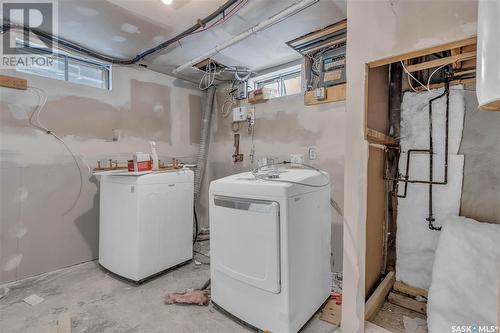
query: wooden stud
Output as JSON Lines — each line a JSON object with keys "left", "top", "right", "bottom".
{"left": 368, "top": 37, "right": 477, "bottom": 68}
{"left": 453, "top": 69, "right": 476, "bottom": 77}
{"left": 365, "top": 271, "right": 396, "bottom": 321}
{"left": 415, "top": 77, "right": 475, "bottom": 92}
{"left": 405, "top": 51, "right": 476, "bottom": 73}
{"left": 387, "top": 292, "right": 427, "bottom": 315}
{"left": 0, "top": 75, "right": 27, "bottom": 90}
{"left": 366, "top": 128, "right": 398, "bottom": 146}
{"left": 450, "top": 48, "right": 461, "bottom": 70}
{"left": 393, "top": 281, "right": 428, "bottom": 298}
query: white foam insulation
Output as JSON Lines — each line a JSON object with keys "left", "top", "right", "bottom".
{"left": 396, "top": 153, "right": 464, "bottom": 289}
{"left": 427, "top": 216, "right": 500, "bottom": 333}
{"left": 400, "top": 86, "right": 465, "bottom": 155}
{"left": 396, "top": 86, "right": 466, "bottom": 290}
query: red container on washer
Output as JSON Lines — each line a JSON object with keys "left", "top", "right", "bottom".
{"left": 128, "top": 153, "right": 152, "bottom": 172}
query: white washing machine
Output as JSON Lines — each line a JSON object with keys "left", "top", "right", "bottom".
{"left": 99, "top": 170, "right": 193, "bottom": 282}
{"left": 209, "top": 168, "right": 331, "bottom": 332}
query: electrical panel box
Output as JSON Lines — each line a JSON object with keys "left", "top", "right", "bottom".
{"left": 319, "top": 45, "right": 346, "bottom": 87}
{"left": 236, "top": 81, "right": 248, "bottom": 100}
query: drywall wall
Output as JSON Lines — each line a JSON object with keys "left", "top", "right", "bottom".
{"left": 460, "top": 86, "right": 500, "bottom": 224}
{"left": 0, "top": 67, "right": 204, "bottom": 284}
{"left": 344, "top": 1, "right": 477, "bottom": 332}
{"left": 196, "top": 90, "right": 346, "bottom": 272}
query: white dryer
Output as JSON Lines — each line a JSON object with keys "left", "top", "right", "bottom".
{"left": 99, "top": 170, "right": 193, "bottom": 282}
{"left": 209, "top": 168, "right": 331, "bottom": 332}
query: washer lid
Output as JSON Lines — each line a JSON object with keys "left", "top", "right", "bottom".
{"left": 210, "top": 169, "right": 330, "bottom": 198}
{"left": 102, "top": 169, "right": 193, "bottom": 185}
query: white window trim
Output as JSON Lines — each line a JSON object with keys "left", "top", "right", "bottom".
{"left": 15, "top": 40, "right": 112, "bottom": 90}
{"left": 249, "top": 64, "right": 302, "bottom": 99}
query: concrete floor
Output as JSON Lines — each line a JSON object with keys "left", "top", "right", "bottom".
{"left": 0, "top": 241, "right": 338, "bottom": 333}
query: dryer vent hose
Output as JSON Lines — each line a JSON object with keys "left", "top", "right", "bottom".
{"left": 194, "top": 86, "right": 216, "bottom": 200}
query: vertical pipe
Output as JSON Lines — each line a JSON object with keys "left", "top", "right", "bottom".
{"left": 194, "top": 86, "right": 216, "bottom": 200}
{"left": 427, "top": 99, "right": 435, "bottom": 228}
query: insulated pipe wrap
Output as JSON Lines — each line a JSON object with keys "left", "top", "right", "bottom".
{"left": 194, "top": 86, "right": 216, "bottom": 200}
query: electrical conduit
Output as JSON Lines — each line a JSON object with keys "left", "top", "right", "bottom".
{"left": 173, "top": 0, "right": 319, "bottom": 75}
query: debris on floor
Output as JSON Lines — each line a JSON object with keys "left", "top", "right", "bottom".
{"left": 370, "top": 301, "right": 427, "bottom": 333}
{"left": 23, "top": 294, "right": 44, "bottom": 306}
{"left": 165, "top": 289, "right": 210, "bottom": 306}
{"left": 402, "top": 315, "right": 427, "bottom": 333}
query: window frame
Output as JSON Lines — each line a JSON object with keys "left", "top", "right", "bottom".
{"left": 250, "top": 65, "right": 302, "bottom": 99}
{"left": 15, "top": 42, "right": 112, "bottom": 90}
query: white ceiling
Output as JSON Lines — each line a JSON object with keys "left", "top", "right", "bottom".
{"left": 55, "top": 0, "right": 347, "bottom": 80}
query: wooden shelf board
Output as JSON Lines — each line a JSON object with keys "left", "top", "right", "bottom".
{"left": 304, "top": 84, "right": 346, "bottom": 105}
{"left": 0, "top": 75, "right": 27, "bottom": 90}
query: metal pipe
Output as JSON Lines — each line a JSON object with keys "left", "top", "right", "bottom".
{"left": 2, "top": 0, "right": 241, "bottom": 65}
{"left": 174, "top": 0, "right": 319, "bottom": 74}
{"left": 386, "top": 78, "right": 450, "bottom": 231}
{"left": 426, "top": 80, "right": 449, "bottom": 230}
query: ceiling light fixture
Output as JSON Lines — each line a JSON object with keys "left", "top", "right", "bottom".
{"left": 161, "top": 0, "right": 173, "bottom": 5}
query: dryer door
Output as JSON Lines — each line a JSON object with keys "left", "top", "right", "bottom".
{"left": 212, "top": 196, "right": 280, "bottom": 293}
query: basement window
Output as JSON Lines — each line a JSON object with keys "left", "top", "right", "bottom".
{"left": 15, "top": 42, "right": 111, "bottom": 90}
{"left": 250, "top": 65, "right": 302, "bottom": 99}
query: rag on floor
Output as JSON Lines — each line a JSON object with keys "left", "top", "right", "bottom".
{"left": 165, "top": 289, "right": 210, "bottom": 306}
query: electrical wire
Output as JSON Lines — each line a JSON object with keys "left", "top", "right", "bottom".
{"left": 199, "top": 58, "right": 217, "bottom": 90}
{"left": 426, "top": 63, "right": 449, "bottom": 90}
{"left": 1, "top": 0, "right": 244, "bottom": 65}
{"left": 234, "top": 67, "right": 251, "bottom": 81}
{"left": 185, "top": 0, "right": 248, "bottom": 38}
{"left": 193, "top": 206, "right": 199, "bottom": 244}
{"left": 400, "top": 60, "right": 430, "bottom": 92}
{"left": 27, "top": 86, "right": 84, "bottom": 215}
{"left": 251, "top": 161, "right": 343, "bottom": 217}
{"left": 221, "top": 80, "right": 238, "bottom": 118}
{"left": 251, "top": 161, "right": 330, "bottom": 188}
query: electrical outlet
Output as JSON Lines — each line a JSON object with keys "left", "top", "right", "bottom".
{"left": 308, "top": 146, "right": 318, "bottom": 160}
{"left": 233, "top": 107, "right": 247, "bottom": 122}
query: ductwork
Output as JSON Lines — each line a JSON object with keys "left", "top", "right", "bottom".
{"left": 194, "top": 85, "right": 216, "bottom": 200}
